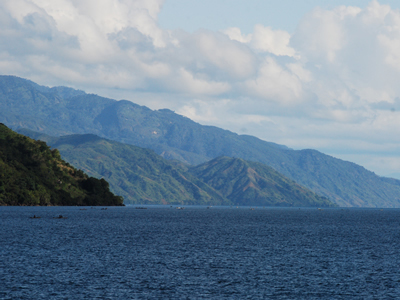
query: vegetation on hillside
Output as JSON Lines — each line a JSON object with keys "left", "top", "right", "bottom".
{"left": 0, "top": 124, "right": 123, "bottom": 206}
{"left": 3, "top": 75, "right": 400, "bottom": 207}
{"left": 190, "top": 157, "right": 336, "bottom": 207}
{"left": 17, "top": 129, "right": 337, "bottom": 207}
{"left": 18, "top": 129, "right": 229, "bottom": 205}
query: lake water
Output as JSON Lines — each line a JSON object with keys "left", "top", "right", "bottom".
{"left": 1, "top": 206, "right": 400, "bottom": 299}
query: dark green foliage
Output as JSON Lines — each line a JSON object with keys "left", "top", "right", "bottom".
{"left": 0, "top": 124, "right": 123, "bottom": 206}
{"left": 79, "top": 178, "right": 123, "bottom": 206}
{"left": 3, "top": 75, "right": 400, "bottom": 207}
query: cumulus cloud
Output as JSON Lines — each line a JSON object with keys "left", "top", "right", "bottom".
{"left": 243, "top": 57, "right": 304, "bottom": 104}
{"left": 1, "top": 0, "right": 400, "bottom": 177}
{"left": 182, "top": 30, "right": 257, "bottom": 80}
{"left": 224, "top": 25, "right": 297, "bottom": 57}
{"left": 292, "top": 1, "right": 400, "bottom": 106}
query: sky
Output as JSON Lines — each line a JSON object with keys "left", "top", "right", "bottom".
{"left": 1, "top": 0, "right": 400, "bottom": 178}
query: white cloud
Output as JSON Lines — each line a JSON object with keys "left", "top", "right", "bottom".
{"left": 286, "top": 63, "right": 312, "bottom": 83}
{"left": 292, "top": 6, "right": 358, "bottom": 64}
{"left": 167, "top": 67, "right": 231, "bottom": 95}
{"left": 223, "top": 25, "right": 297, "bottom": 57}
{"left": 243, "top": 57, "right": 304, "bottom": 104}
{"left": 2, "top": 0, "right": 400, "bottom": 177}
{"left": 223, "top": 27, "right": 252, "bottom": 44}
{"left": 177, "top": 30, "right": 258, "bottom": 81}
{"left": 250, "top": 25, "right": 297, "bottom": 57}
{"left": 31, "top": 0, "right": 166, "bottom": 47}
{"left": 290, "top": 1, "right": 400, "bottom": 114}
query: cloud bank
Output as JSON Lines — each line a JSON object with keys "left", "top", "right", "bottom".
{"left": 1, "top": 0, "right": 400, "bottom": 177}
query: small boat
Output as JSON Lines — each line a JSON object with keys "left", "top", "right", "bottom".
{"left": 30, "top": 215, "right": 41, "bottom": 219}
{"left": 53, "top": 215, "right": 67, "bottom": 219}
{"left": 176, "top": 207, "right": 185, "bottom": 210}
{"left": 135, "top": 207, "right": 147, "bottom": 209}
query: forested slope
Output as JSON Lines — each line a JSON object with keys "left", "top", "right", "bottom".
{"left": 0, "top": 124, "right": 123, "bottom": 206}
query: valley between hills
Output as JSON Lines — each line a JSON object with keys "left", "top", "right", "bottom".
{"left": 1, "top": 75, "right": 400, "bottom": 207}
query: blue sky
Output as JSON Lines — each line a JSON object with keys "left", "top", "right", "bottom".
{"left": 1, "top": 0, "right": 400, "bottom": 178}
{"left": 159, "top": 0, "right": 400, "bottom": 33}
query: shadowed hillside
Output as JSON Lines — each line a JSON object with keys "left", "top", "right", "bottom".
{"left": 3, "top": 75, "right": 400, "bottom": 207}
{"left": 19, "top": 129, "right": 337, "bottom": 207}
{"left": 18, "top": 129, "right": 230, "bottom": 205}
{"left": 0, "top": 124, "right": 123, "bottom": 206}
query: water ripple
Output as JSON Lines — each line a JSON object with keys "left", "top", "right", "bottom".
{"left": 1, "top": 206, "right": 400, "bottom": 299}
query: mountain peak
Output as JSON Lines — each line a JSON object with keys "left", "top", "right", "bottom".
{"left": 2, "top": 75, "right": 400, "bottom": 207}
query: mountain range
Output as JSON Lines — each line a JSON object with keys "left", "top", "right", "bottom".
{"left": 18, "top": 129, "right": 333, "bottom": 207}
{"left": 2, "top": 75, "right": 400, "bottom": 207}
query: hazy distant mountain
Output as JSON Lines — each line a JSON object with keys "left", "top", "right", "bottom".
{"left": 18, "top": 129, "right": 336, "bottom": 207}
{"left": 2, "top": 75, "right": 400, "bottom": 207}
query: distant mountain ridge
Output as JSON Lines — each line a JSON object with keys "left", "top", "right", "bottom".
{"left": 17, "top": 129, "right": 229, "bottom": 205}
{"left": 2, "top": 75, "right": 400, "bottom": 207}
{"left": 18, "top": 129, "right": 335, "bottom": 207}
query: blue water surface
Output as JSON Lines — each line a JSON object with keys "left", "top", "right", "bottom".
{"left": 1, "top": 206, "right": 400, "bottom": 299}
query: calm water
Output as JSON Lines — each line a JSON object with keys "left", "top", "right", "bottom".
{"left": 1, "top": 206, "right": 400, "bottom": 299}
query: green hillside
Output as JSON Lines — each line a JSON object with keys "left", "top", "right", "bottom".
{"left": 18, "top": 129, "right": 229, "bottom": 205}
{"left": 19, "top": 129, "right": 337, "bottom": 207}
{"left": 3, "top": 75, "right": 400, "bottom": 207}
{"left": 0, "top": 124, "right": 123, "bottom": 206}
{"left": 190, "top": 157, "right": 335, "bottom": 207}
